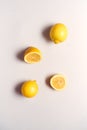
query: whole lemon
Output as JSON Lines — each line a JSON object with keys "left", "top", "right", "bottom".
{"left": 21, "top": 80, "right": 38, "bottom": 98}
{"left": 50, "top": 23, "right": 68, "bottom": 44}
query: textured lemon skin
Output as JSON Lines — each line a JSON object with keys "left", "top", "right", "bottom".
{"left": 50, "top": 23, "right": 68, "bottom": 44}
{"left": 21, "top": 80, "right": 39, "bottom": 98}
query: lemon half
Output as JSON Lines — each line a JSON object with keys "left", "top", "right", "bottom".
{"left": 50, "top": 74, "right": 67, "bottom": 90}
{"left": 24, "top": 47, "right": 42, "bottom": 63}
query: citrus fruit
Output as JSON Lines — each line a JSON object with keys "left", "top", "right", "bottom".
{"left": 50, "top": 74, "right": 66, "bottom": 90}
{"left": 24, "top": 47, "right": 42, "bottom": 63}
{"left": 50, "top": 23, "right": 68, "bottom": 44}
{"left": 21, "top": 80, "right": 39, "bottom": 98}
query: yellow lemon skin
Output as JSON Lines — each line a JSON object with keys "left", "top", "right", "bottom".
{"left": 21, "top": 80, "right": 39, "bottom": 98}
{"left": 24, "top": 47, "right": 42, "bottom": 64}
{"left": 50, "top": 23, "right": 68, "bottom": 44}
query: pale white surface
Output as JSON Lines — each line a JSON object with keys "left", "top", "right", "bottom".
{"left": 0, "top": 0, "right": 87, "bottom": 130}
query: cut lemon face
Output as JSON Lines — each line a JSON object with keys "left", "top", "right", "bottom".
{"left": 24, "top": 47, "right": 42, "bottom": 63}
{"left": 50, "top": 74, "right": 66, "bottom": 90}
{"left": 21, "top": 80, "right": 39, "bottom": 98}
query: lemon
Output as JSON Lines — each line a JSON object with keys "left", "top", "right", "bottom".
{"left": 50, "top": 23, "right": 68, "bottom": 44}
{"left": 24, "top": 47, "right": 42, "bottom": 64}
{"left": 50, "top": 74, "right": 66, "bottom": 90}
{"left": 21, "top": 80, "right": 39, "bottom": 98}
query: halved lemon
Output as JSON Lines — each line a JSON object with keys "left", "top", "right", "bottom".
{"left": 24, "top": 47, "right": 42, "bottom": 63}
{"left": 21, "top": 80, "right": 39, "bottom": 98}
{"left": 50, "top": 74, "right": 67, "bottom": 90}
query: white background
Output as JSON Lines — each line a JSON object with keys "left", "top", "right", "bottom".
{"left": 0, "top": 0, "right": 87, "bottom": 130}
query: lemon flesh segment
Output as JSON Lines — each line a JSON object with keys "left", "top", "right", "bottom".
{"left": 24, "top": 47, "right": 42, "bottom": 63}
{"left": 50, "top": 74, "right": 67, "bottom": 90}
{"left": 21, "top": 80, "right": 39, "bottom": 98}
{"left": 50, "top": 23, "right": 68, "bottom": 44}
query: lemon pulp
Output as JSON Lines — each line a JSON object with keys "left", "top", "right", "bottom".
{"left": 50, "top": 74, "right": 66, "bottom": 90}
